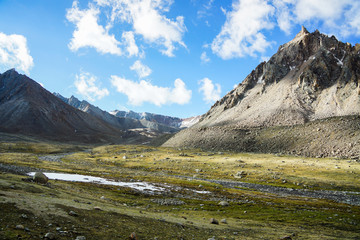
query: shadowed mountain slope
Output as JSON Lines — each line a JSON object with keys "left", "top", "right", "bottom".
{"left": 0, "top": 69, "right": 136, "bottom": 143}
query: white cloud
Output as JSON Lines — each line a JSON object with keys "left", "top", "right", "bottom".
{"left": 273, "top": 0, "right": 295, "bottom": 35}
{"left": 94, "top": 0, "right": 186, "bottom": 57}
{"left": 130, "top": 60, "right": 152, "bottom": 78}
{"left": 273, "top": 0, "right": 360, "bottom": 37}
{"left": 66, "top": 1, "right": 122, "bottom": 55}
{"left": 211, "top": 0, "right": 360, "bottom": 60}
{"left": 198, "top": 77, "right": 221, "bottom": 104}
{"left": 0, "top": 32, "right": 33, "bottom": 74}
{"left": 122, "top": 31, "right": 139, "bottom": 57}
{"left": 197, "top": 0, "right": 215, "bottom": 19}
{"left": 111, "top": 76, "right": 191, "bottom": 106}
{"left": 211, "top": 0, "right": 275, "bottom": 59}
{"left": 294, "top": 0, "right": 348, "bottom": 24}
{"left": 200, "top": 51, "right": 210, "bottom": 64}
{"left": 346, "top": 2, "right": 360, "bottom": 36}
{"left": 74, "top": 71, "right": 109, "bottom": 101}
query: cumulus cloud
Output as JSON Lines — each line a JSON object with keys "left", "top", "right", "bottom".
{"left": 198, "top": 78, "right": 221, "bottom": 104}
{"left": 0, "top": 32, "right": 33, "bottom": 74}
{"left": 122, "top": 31, "right": 139, "bottom": 57}
{"left": 274, "top": 0, "right": 360, "bottom": 37}
{"left": 273, "top": 0, "right": 295, "bottom": 35}
{"left": 66, "top": 1, "right": 122, "bottom": 55}
{"left": 200, "top": 51, "right": 210, "bottom": 64}
{"left": 74, "top": 71, "right": 109, "bottom": 101}
{"left": 294, "top": 0, "right": 347, "bottom": 23}
{"left": 211, "top": 0, "right": 274, "bottom": 59}
{"left": 211, "top": 0, "right": 360, "bottom": 60}
{"left": 130, "top": 60, "right": 152, "bottom": 78}
{"left": 93, "top": 0, "right": 186, "bottom": 57}
{"left": 111, "top": 76, "right": 191, "bottom": 106}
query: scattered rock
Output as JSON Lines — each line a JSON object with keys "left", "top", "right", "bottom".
{"left": 220, "top": 219, "right": 227, "bottom": 224}
{"left": 234, "top": 171, "right": 247, "bottom": 178}
{"left": 208, "top": 237, "right": 216, "bottom": 240}
{"left": 75, "top": 236, "right": 86, "bottom": 240}
{"left": 279, "top": 235, "right": 293, "bottom": 240}
{"left": 20, "top": 214, "right": 28, "bottom": 219}
{"left": 93, "top": 206, "right": 102, "bottom": 211}
{"left": 33, "top": 172, "right": 48, "bottom": 184}
{"left": 44, "top": 232, "right": 56, "bottom": 239}
{"left": 151, "top": 198, "right": 185, "bottom": 206}
{"left": 69, "top": 211, "right": 78, "bottom": 217}
{"left": 15, "top": 225, "right": 25, "bottom": 230}
{"left": 129, "top": 232, "right": 138, "bottom": 240}
{"left": 210, "top": 218, "right": 219, "bottom": 224}
{"left": 123, "top": 156, "right": 127, "bottom": 160}
{"left": 218, "top": 201, "right": 229, "bottom": 206}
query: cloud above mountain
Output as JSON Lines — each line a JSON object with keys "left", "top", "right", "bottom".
{"left": 111, "top": 76, "right": 191, "bottom": 106}
{"left": 198, "top": 77, "right": 221, "bottom": 104}
{"left": 211, "top": 0, "right": 360, "bottom": 60}
{"left": 130, "top": 60, "right": 152, "bottom": 79}
{"left": 74, "top": 71, "right": 109, "bottom": 101}
{"left": 0, "top": 32, "right": 33, "bottom": 74}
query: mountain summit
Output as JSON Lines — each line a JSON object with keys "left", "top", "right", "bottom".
{"left": 199, "top": 26, "right": 360, "bottom": 128}
{"left": 164, "top": 27, "right": 360, "bottom": 158}
{"left": 0, "top": 69, "right": 127, "bottom": 143}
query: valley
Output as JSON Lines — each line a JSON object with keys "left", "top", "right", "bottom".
{"left": 0, "top": 140, "right": 359, "bottom": 239}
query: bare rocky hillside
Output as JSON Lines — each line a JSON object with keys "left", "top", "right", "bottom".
{"left": 164, "top": 27, "right": 360, "bottom": 158}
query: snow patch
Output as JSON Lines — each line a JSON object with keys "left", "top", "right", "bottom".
{"left": 27, "top": 172, "right": 165, "bottom": 193}
{"left": 257, "top": 73, "right": 265, "bottom": 84}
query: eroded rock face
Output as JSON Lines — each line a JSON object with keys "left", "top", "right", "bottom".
{"left": 199, "top": 26, "right": 360, "bottom": 128}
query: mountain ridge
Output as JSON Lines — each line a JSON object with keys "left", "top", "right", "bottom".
{"left": 198, "top": 26, "right": 360, "bottom": 128}
{"left": 164, "top": 27, "right": 360, "bottom": 158}
{"left": 54, "top": 93, "right": 199, "bottom": 132}
{"left": 0, "top": 69, "right": 143, "bottom": 143}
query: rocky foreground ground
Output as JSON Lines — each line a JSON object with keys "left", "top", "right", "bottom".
{"left": 0, "top": 142, "right": 359, "bottom": 239}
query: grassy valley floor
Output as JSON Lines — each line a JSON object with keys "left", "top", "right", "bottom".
{"left": 0, "top": 141, "right": 359, "bottom": 239}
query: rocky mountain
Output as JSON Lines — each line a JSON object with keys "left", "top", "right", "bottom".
{"left": 55, "top": 94, "right": 182, "bottom": 133}
{"left": 54, "top": 94, "right": 145, "bottom": 131}
{"left": 110, "top": 110, "right": 200, "bottom": 129}
{"left": 164, "top": 27, "right": 360, "bottom": 158}
{"left": 0, "top": 69, "right": 141, "bottom": 143}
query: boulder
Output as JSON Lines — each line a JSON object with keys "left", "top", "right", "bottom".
{"left": 218, "top": 201, "right": 229, "bottom": 206}
{"left": 33, "top": 172, "right": 48, "bottom": 184}
{"left": 210, "top": 218, "right": 219, "bottom": 224}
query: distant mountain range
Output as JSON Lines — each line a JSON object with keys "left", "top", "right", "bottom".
{"left": 0, "top": 69, "right": 127, "bottom": 143}
{"left": 0, "top": 69, "right": 199, "bottom": 144}
{"left": 54, "top": 93, "right": 200, "bottom": 132}
{"left": 164, "top": 27, "right": 360, "bottom": 159}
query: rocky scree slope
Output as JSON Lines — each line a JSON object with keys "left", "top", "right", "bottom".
{"left": 0, "top": 69, "right": 138, "bottom": 143}
{"left": 164, "top": 27, "right": 360, "bottom": 158}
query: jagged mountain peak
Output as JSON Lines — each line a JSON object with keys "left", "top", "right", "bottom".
{"left": 198, "top": 27, "right": 360, "bottom": 128}
{"left": 164, "top": 28, "right": 360, "bottom": 156}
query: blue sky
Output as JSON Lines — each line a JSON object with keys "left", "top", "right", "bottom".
{"left": 0, "top": 0, "right": 359, "bottom": 118}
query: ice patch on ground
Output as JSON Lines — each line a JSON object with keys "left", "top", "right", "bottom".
{"left": 27, "top": 172, "right": 165, "bottom": 193}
